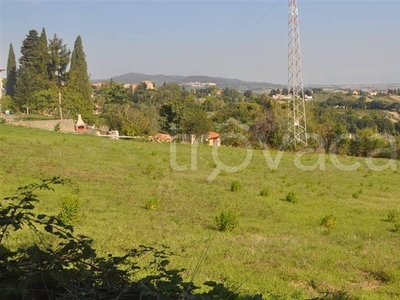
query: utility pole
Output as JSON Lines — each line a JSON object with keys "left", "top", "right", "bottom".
{"left": 58, "top": 91, "right": 63, "bottom": 120}
{"left": 58, "top": 81, "right": 65, "bottom": 120}
{"left": 287, "top": 0, "right": 307, "bottom": 147}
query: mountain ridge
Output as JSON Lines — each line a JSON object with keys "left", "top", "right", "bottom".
{"left": 92, "top": 72, "right": 284, "bottom": 92}
{"left": 92, "top": 72, "right": 399, "bottom": 92}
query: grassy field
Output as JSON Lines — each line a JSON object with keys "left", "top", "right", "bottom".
{"left": 1, "top": 124, "right": 400, "bottom": 299}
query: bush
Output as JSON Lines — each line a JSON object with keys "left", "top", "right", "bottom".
{"left": 54, "top": 122, "right": 61, "bottom": 132}
{"left": 285, "top": 190, "right": 298, "bottom": 203}
{"left": 58, "top": 194, "right": 81, "bottom": 224}
{"left": 387, "top": 210, "right": 398, "bottom": 223}
{"left": 145, "top": 199, "right": 159, "bottom": 210}
{"left": 215, "top": 210, "right": 240, "bottom": 232}
{"left": 320, "top": 215, "right": 338, "bottom": 229}
{"left": 260, "top": 187, "right": 269, "bottom": 197}
{"left": 230, "top": 180, "right": 242, "bottom": 192}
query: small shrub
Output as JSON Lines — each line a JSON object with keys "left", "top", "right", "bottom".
{"left": 145, "top": 199, "right": 159, "bottom": 210}
{"left": 143, "top": 164, "right": 164, "bottom": 180}
{"left": 285, "top": 190, "right": 298, "bottom": 203}
{"left": 58, "top": 195, "right": 81, "bottom": 224}
{"left": 215, "top": 210, "right": 240, "bottom": 232}
{"left": 368, "top": 181, "right": 374, "bottom": 187}
{"left": 54, "top": 122, "right": 61, "bottom": 132}
{"left": 387, "top": 210, "right": 398, "bottom": 223}
{"left": 352, "top": 193, "right": 359, "bottom": 199}
{"left": 260, "top": 187, "right": 269, "bottom": 197}
{"left": 230, "top": 180, "right": 242, "bottom": 192}
{"left": 320, "top": 214, "right": 337, "bottom": 229}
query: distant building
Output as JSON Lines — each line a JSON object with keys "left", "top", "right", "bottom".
{"left": 143, "top": 80, "right": 155, "bottom": 90}
{"left": 208, "top": 131, "right": 221, "bottom": 147}
{"left": 124, "top": 83, "right": 139, "bottom": 95}
{"left": 182, "top": 82, "right": 217, "bottom": 89}
{"left": 92, "top": 82, "right": 104, "bottom": 90}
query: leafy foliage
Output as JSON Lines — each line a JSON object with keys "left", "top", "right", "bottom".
{"left": 320, "top": 215, "right": 338, "bottom": 229}
{"left": 259, "top": 187, "right": 270, "bottom": 197}
{"left": 58, "top": 194, "right": 81, "bottom": 224}
{"left": 101, "top": 79, "right": 131, "bottom": 104}
{"left": 215, "top": 210, "right": 240, "bottom": 232}
{"left": 285, "top": 190, "right": 298, "bottom": 203}
{"left": 48, "top": 34, "right": 70, "bottom": 86}
{"left": 387, "top": 210, "right": 398, "bottom": 223}
{"left": 230, "top": 180, "right": 242, "bottom": 192}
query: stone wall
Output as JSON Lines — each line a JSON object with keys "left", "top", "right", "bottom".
{"left": 8, "top": 119, "right": 75, "bottom": 133}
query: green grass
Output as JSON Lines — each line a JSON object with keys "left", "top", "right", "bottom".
{"left": 1, "top": 124, "right": 400, "bottom": 299}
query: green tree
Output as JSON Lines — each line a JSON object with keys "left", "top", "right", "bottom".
{"left": 15, "top": 30, "right": 44, "bottom": 112}
{"left": 66, "top": 35, "right": 93, "bottom": 120}
{"left": 181, "top": 109, "right": 213, "bottom": 135}
{"left": 39, "top": 27, "right": 52, "bottom": 88}
{"left": 39, "top": 27, "right": 48, "bottom": 51}
{"left": 101, "top": 80, "right": 131, "bottom": 104}
{"left": 159, "top": 99, "right": 186, "bottom": 132}
{"left": 249, "top": 103, "right": 287, "bottom": 148}
{"left": 244, "top": 90, "right": 253, "bottom": 98}
{"left": 48, "top": 34, "right": 71, "bottom": 87}
{"left": 0, "top": 95, "right": 14, "bottom": 112}
{"left": 102, "top": 104, "right": 158, "bottom": 136}
{"left": 31, "top": 89, "right": 58, "bottom": 115}
{"left": 6, "top": 43, "right": 17, "bottom": 97}
{"left": 222, "top": 87, "right": 241, "bottom": 102}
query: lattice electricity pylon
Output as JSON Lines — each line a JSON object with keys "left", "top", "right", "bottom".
{"left": 287, "top": 0, "right": 307, "bottom": 147}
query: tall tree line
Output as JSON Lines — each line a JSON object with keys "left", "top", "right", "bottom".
{"left": 5, "top": 28, "right": 93, "bottom": 120}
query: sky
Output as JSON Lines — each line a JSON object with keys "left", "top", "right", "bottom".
{"left": 0, "top": 0, "right": 399, "bottom": 85}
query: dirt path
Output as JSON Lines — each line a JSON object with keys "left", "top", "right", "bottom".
{"left": 386, "top": 111, "right": 400, "bottom": 122}
{"left": 390, "top": 95, "right": 400, "bottom": 102}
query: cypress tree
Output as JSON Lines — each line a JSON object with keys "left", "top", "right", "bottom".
{"left": 6, "top": 43, "right": 17, "bottom": 97}
{"left": 40, "top": 27, "right": 48, "bottom": 48}
{"left": 65, "top": 35, "right": 93, "bottom": 119}
{"left": 39, "top": 27, "right": 52, "bottom": 89}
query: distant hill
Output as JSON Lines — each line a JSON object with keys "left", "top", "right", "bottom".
{"left": 92, "top": 72, "right": 399, "bottom": 92}
{"left": 92, "top": 72, "right": 285, "bottom": 92}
